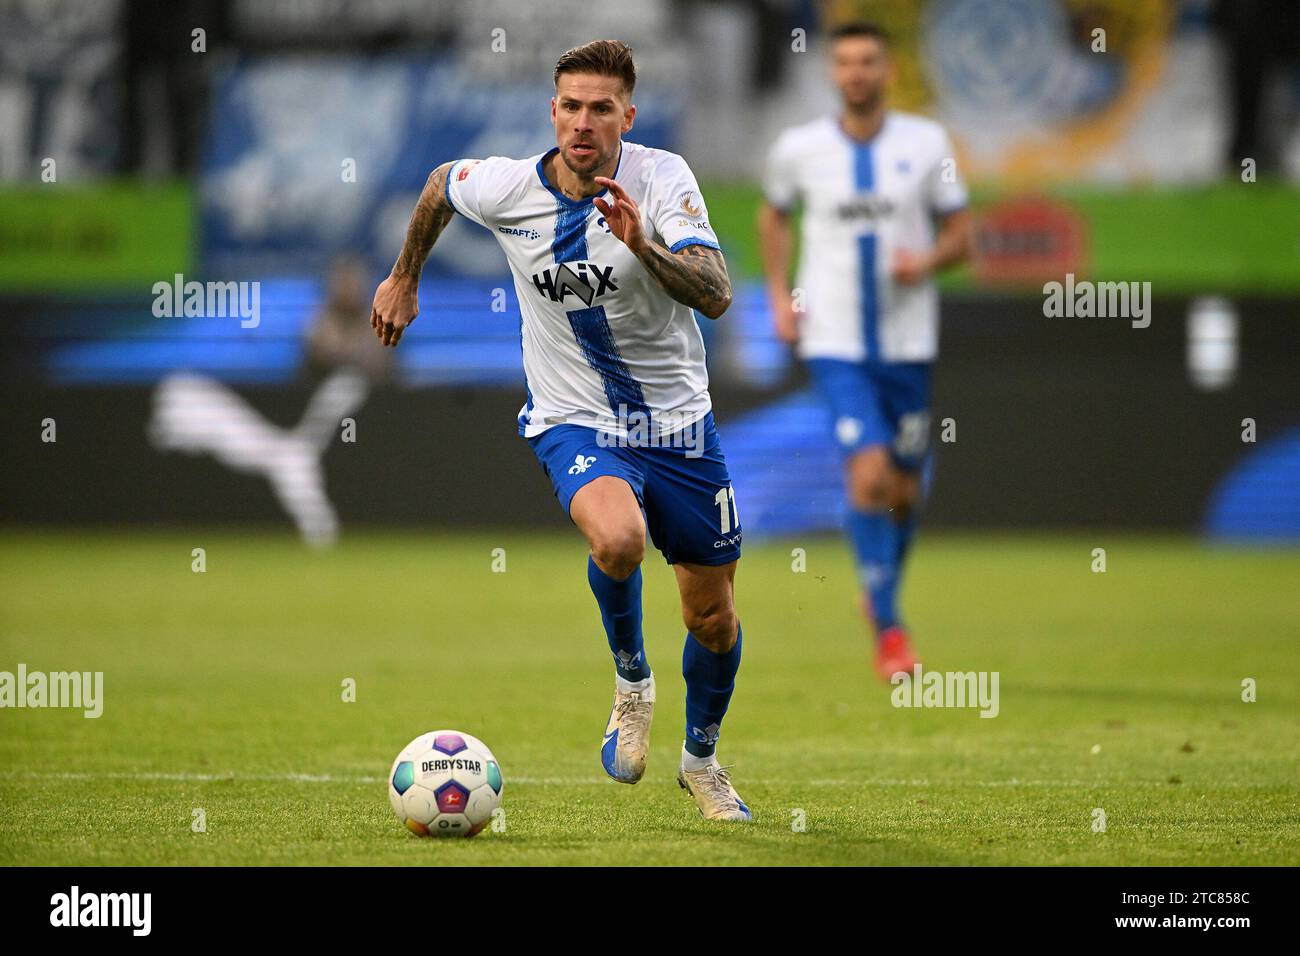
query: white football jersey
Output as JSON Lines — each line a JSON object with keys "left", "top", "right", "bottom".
{"left": 763, "top": 112, "right": 968, "bottom": 363}
{"left": 446, "top": 141, "right": 721, "bottom": 439}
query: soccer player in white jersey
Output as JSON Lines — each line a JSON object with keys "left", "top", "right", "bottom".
{"left": 758, "top": 22, "right": 972, "bottom": 682}
{"left": 370, "top": 41, "right": 751, "bottom": 820}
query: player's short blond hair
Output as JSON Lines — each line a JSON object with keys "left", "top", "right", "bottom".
{"left": 553, "top": 40, "right": 636, "bottom": 99}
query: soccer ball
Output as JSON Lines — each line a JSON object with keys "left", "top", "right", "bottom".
{"left": 388, "top": 730, "right": 504, "bottom": 838}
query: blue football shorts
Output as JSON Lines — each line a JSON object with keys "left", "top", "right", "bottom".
{"left": 806, "top": 358, "right": 932, "bottom": 472}
{"left": 528, "top": 411, "right": 742, "bottom": 566}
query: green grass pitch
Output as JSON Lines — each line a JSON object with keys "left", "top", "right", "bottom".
{"left": 1, "top": 530, "right": 1296, "bottom": 866}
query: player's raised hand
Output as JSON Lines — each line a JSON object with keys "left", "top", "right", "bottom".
{"left": 772, "top": 293, "right": 801, "bottom": 345}
{"left": 370, "top": 273, "right": 419, "bottom": 347}
{"left": 593, "top": 177, "right": 646, "bottom": 253}
{"left": 891, "top": 249, "right": 933, "bottom": 286}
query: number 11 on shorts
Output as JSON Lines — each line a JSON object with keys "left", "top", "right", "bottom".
{"left": 714, "top": 485, "right": 739, "bottom": 534}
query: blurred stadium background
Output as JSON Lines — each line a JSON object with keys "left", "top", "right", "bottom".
{"left": 2, "top": 0, "right": 1299, "bottom": 869}
{"left": 1, "top": 0, "right": 1297, "bottom": 543}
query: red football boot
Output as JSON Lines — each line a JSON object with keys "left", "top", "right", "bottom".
{"left": 874, "top": 626, "right": 919, "bottom": 683}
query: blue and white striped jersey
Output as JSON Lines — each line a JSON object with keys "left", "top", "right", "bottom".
{"left": 763, "top": 112, "right": 968, "bottom": 363}
{"left": 446, "top": 141, "right": 720, "bottom": 439}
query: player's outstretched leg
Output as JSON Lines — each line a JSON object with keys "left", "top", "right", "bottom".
{"left": 572, "top": 476, "right": 655, "bottom": 784}
{"left": 673, "top": 560, "right": 752, "bottom": 821}
{"left": 845, "top": 446, "right": 922, "bottom": 681}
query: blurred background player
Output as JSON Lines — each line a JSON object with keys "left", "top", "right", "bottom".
{"left": 304, "top": 255, "right": 395, "bottom": 386}
{"left": 757, "top": 22, "right": 972, "bottom": 682}
{"left": 368, "top": 40, "right": 752, "bottom": 822}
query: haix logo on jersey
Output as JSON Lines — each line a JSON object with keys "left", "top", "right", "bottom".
{"left": 531, "top": 261, "right": 618, "bottom": 306}
{"left": 835, "top": 194, "right": 896, "bottom": 222}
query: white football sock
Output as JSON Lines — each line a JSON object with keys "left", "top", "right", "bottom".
{"left": 681, "top": 743, "right": 718, "bottom": 772}
{"left": 615, "top": 673, "right": 654, "bottom": 699}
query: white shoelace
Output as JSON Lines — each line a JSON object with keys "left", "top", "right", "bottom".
{"left": 690, "top": 764, "right": 740, "bottom": 812}
{"left": 615, "top": 694, "right": 651, "bottom": 744}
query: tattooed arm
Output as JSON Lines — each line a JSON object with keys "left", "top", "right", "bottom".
{"left": 593, "top": 175, "right": 733, "bottom": 320}
{"left": 629, "top": 241, "right": 733, "bottom": 320}
{"left": 371, "top": 161, "right": 456, "bottom": 347}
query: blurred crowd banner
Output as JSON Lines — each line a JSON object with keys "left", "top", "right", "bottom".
{"left": 0, "top": 0, "right": 119, "bottom": 180}
{"left": 198, "top": 55, "right": 679, "bottom": 279}
{"left": 823, "top": 0, "right": 1239, "bottom": 184}
{"left": 2, "top": 0, "right": 1292, "bottom": 188}
{"left": 904, "top": 0, "right": 1177, "bottom": 181}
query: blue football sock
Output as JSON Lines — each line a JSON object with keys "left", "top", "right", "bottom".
{"left": 903, "top": 454, "right": 933, "bottom": 567}
{"left": 682, "top": 623, "right": 742, "bottom": 759}
{"left": 846, "top": 507, "right": 904, "bottom": 635}
{"left": 587, "top": 556, "right": 651, "bottom": 681}
{"left": 895, "top": 507, "right": 917, "bottom": 569}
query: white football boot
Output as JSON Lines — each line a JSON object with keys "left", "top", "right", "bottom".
{"left": 600, "top": 674, "right": 655, "bottom": 784}
{"left": 677, "top": 759, "right": 753, "bottom": 821}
